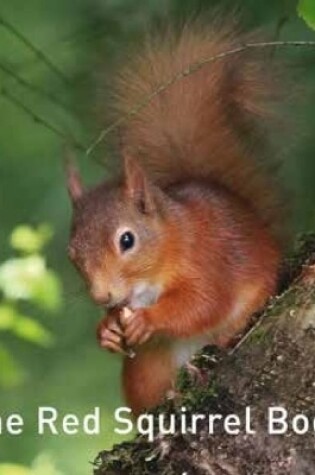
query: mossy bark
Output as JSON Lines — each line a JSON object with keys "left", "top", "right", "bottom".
{"left": 93, "top": 235, "right": 315, "bottom": 475}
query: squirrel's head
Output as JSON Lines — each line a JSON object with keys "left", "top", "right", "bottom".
{"left": 66, "top": 156, "right": 175, "bottom": 309}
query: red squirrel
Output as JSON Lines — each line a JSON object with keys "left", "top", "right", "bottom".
{"left": 66, "top": 22, "right": 284, "bottom": 416}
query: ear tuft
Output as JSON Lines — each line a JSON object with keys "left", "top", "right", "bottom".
{"left": 65, "top": 149, "right": 84, "bottom": 203}
{"left": 123, "top": 155, "right": 156, "bottom": 214}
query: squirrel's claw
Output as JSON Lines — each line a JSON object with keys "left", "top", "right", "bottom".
{"left": 97, "top": 315, "right": 126, "bottom": 355}
{"left": 101, "top": 339, "right": 126, "bottom": 355}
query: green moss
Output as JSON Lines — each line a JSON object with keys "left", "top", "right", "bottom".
{"left": 247, "top": 325, "right": 269, "bottom": 343}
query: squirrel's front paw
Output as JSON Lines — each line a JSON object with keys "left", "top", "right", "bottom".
{"left": 121, "top": 308, "right": 154, "bottom": 346}
{"left": 96, "top": 313, "right": 125, "bottom": 354}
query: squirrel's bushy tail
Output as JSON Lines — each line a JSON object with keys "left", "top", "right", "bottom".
{"left": 112, "top": 21, "right": 284, "bottom": 238}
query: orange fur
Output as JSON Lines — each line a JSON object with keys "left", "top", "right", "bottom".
{"left": 122, "top": 341, "right": 175, "bottom": 417}
{"left": 113, "top": 21, "right": 283, "bottom": 239}
{"left": 118, "top": 183, "right": 281, "bottom": 414}
{"left": 68, "top": 20, "right": 286, "bottom": 416}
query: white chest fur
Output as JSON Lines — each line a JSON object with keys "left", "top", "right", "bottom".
{"left": 129, "top": 281, "right": 162, "bottom": 309}
{"left": 172, "top": 335, "right": 209, "bottom": 368}
{"left": 130, "top": 281, "right": 210, "bottom": 368}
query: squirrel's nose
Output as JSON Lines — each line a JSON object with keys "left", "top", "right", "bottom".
{"left": 90, "top": 287, "right": 112, "bottom": 307}
{"left": 95, "top": 293, "right": 113, "bottom": 307}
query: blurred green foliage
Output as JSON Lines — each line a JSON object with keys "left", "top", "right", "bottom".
{"left": 10, "top": 225, "right": 53, "bottom": 254}
{"left": 0, "top": 453, "right": 64, "bottom": 475}
{"left": 298, "top": 0, "right": 315, "bottom": 30}
{"left": 0, "top": 1, "right": 314, "bottom": 475}
{"left": 0, "top": 224, "right": 61, "bottom": 387}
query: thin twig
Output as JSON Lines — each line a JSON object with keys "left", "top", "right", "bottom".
{"left": 0, "top": 61, "right": 74, "bottom": 115}
{"left": 86, "top": 40, "right": 315, "bottom": 156}
{"left": 1, "top": 86, "right": 85, "bottom": 152}
{"left": 270, "top": 15, "right": 289, "bottom": 58}
{"left": 0, "top": 13, "right": 70, "bottom": 86}
{"left": 228, "top": 317, "right": 265, "bottom": 356}
{"left": 13, "top": 20, "right": 105, "bottom": 78}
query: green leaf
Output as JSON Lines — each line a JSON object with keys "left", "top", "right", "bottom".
{"left": 12, "top": 317, "right": 54, "bottom": 347}
{"left": 0, "top": 453, "right": 64, "bottom": 475}
{"left": 0, "top": 305, "right": 17, "bottom": 331}
{"left": 31, "top": 270, "right": 62, "bottom": 312}
{"left": 0, "top": 255, "right": 46, "bottom": 300}
{"left": 0, "top": 305, "right": 53, "bottom": 346}
{"left": 31, "top": 453, "right": 64, "bottom": 475}
{"left": 298, "top": 0, "right": 315, "bottom": 30}
{"left": 10, "top": 224, "right": 53, "bottom": 254}
{"left": 0, "top": 256, "right": 62, "bottom": 311}
{"left": 0, "top": 345, "right": 25, "bottom": 387}
{"left": 0, "top": 465, "right": 31, "bottom": 475}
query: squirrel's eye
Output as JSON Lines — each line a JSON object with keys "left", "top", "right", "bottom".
{"left": 119, "top": 231, "right": 135, "bottom": 253}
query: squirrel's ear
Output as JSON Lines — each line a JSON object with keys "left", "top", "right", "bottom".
{"left": 123, "top": 155, "right": 156, "bottom": 214}
{"left": 65, "top": 155, "right": 84, "bottom": 203}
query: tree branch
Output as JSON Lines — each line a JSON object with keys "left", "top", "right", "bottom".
{"left": 93, "top": 234, "right": 315, "bottom": 475}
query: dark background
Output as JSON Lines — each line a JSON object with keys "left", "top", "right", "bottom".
{"left": 0, "top": 0, "right": 314, "bottom": 474}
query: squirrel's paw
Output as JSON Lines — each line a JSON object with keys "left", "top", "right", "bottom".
{"left": 121, "top": 308, "right": 154, "bottom": 346}
{"left": 96, "top": 313, "right": 125, "bottom": 354}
